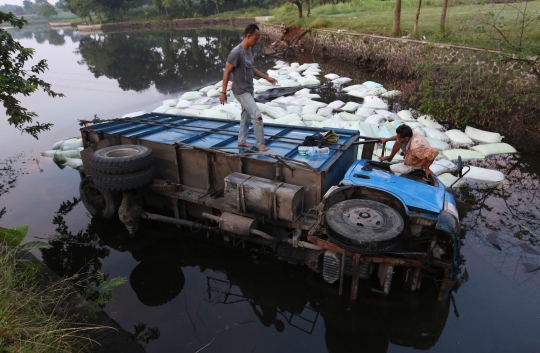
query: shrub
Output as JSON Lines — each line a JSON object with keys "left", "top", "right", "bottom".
{"left": 409, "top": 57, "right": 540, "bottom": 151}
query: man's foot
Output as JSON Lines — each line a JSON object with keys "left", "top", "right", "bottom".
{"left": 258, "top": 145, "right": 271, "bottom": 152}
{"left": 238, "top": 142, "right": 253, "bottom": 147}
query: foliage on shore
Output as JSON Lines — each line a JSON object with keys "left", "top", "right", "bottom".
{"left": 390, "top": 56, "right": 540, "bottom": 151}
{"left": 0, "top": 12, "right": 64, "bottom": 138}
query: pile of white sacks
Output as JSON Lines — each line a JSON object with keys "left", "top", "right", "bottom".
{"left": 42, "top": 61, "right": 517, "bottom": 187}
{"left": 41, "top": 137, "right": 84, "bottom": 170}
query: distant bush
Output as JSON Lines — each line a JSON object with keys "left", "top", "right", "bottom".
{"left": 127, "top": 5, "right": 160, "bottom": 19}
{"left": 0, "top": 4, "right": 26, "bottom": 15}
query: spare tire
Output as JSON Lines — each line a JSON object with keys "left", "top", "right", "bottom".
{"left": 80, "top": 176, "right": 121, "bottom": 219}
{"left": 93, "top": 166, "right": 155, "bottom": 191}
{"left": 325, "top": 199, "right": 404, "bottom": 254}
{"left": 91, "top": 145, "right": 153, "bottom": 174}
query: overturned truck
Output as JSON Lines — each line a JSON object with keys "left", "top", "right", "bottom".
{"left": 79, "top": 113, "right": 465, "bottom": 301}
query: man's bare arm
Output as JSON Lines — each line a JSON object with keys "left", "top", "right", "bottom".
{"left": 220, "top": 62, "right": 234, "bottom": 104}
{"left": 253, "top": 68, "right": 277, "bottom": 85}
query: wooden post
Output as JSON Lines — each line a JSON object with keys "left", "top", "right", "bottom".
{"left": 413, "top": 0, "right": 422, "bottom": 35}
{"left": 392, "top": 0, "right": 402, "bottom": 37}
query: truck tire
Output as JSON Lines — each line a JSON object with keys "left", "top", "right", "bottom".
{"left": 90, "top": 145, "right": 153, "bottom": 174}
{"left": 80, "top": 176, "right": 121, "bottom": 219}
{"left": 325, "top": 199, "right": 404, "bottom": 254}
{"left": 92, "top": 166, "right": 155, "bottom": 191}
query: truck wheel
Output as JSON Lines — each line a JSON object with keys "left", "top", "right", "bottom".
{"left": 80, "top": 176, "right": 121, "bottom": 219}
{"left": 325, "top": 199, "right": 404, "bottom": 254}
{"left": 90, "top": 145, "right": 153, "bottom": 174}
{"left": 93, "top": 166, "right": 155, "bottom": 191}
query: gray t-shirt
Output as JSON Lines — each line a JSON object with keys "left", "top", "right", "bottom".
{"left": 227, "top": 44, "right": 254, "bottom": 95}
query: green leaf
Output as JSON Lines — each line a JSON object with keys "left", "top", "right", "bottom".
{"left": 19, "top": 241, "right": 54, "bottom": 252}
{"left": 0, "top": 225, "right": 29, "bottom": 246}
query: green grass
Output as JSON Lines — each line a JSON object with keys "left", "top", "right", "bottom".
{"left": 268, "top": 0, "right": 540, "bottom": 54}
{"left": 210, "top": 6, "right": 272, "bottom": 18}
{"left": 0, "top": 243, "right": 109, "bottom": 352}
{"left": 21, "top": 11, "right": 80, "bottom": 24}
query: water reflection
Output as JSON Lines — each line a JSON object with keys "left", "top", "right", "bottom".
{"left": 39, "top": 197, "right": 451, "bottom": 352}
{"left": 41, "top": 198, "right": 111, "bottom": 287}
{"left": 8, "top": 26, "right": 81, "bottom": 45}
{"left": 0, "top": 153, "right": 43, "bottom": 220}
{"left": 7, "top": 27, "right": 275, "bottom": 95}
{"left": 76, "top": 29, "right": 275, "bottom": 94}
{"left": 457, "top": 154, "right": 540, "bottom": 288}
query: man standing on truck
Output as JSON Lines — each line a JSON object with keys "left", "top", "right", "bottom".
{"left": 378, "top": 125, "right": 438, "bottom": 178}
{"left": 220, "top": 24, "right": 277, "bottom": 152}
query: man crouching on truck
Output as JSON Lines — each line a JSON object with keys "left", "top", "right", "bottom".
{"left": 220, "top": 24, "right": 277, "bottom": 152}
{"left": 378, "top": 124, "right": 439, "bottom": 178}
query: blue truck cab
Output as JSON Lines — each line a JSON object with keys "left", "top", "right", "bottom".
{"left": 341, "top": 159, "right": 460, "bottom": 236}
{"left": 314, "top": 156, "right": 463, "bottom": 300}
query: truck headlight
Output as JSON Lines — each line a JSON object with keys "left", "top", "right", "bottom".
{"left": 437, "top": 201, "right": 460, "bottom": 235}
{"left": 444, "top": 200, "right": 459, "bottom": 219}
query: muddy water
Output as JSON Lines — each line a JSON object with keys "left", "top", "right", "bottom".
{"left": 1, "top": 27, "right": 540, "bottom": 353}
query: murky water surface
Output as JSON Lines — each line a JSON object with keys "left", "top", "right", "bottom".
{"left": 1, "top": 27, "right": 540, "bottom": 353}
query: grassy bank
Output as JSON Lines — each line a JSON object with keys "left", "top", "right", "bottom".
{"left": 0, "top": 224, "right": 126, "bottom": 352}
{"left": 0, "top": 244, "right": 92, "bottom": 351}
{"left": 266, "top": 0, "right": 540, "bottom": 54}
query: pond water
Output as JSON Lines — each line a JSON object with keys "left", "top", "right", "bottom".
{"left": 1, "top": 27, "right": 540, "bottom": 353}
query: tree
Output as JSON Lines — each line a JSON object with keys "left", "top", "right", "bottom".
{"left": 392, "top": 0, "right": 401, "bottom": 37}
{"left": 0, "top": 4, "right": 26, "bottom": 15}
{"left": 413, "top": 0, "right": 422, "bottom": 36}
{"left": 54, "top": 0, "right": 66, "bottom": 9}
{"left": 151, "top": 0, "right": 165, "bottom": 15}
{"left": 37, "top": 2, "right": 58, "bottom": 20}
{"left": 288, "top": 0, "right": 302, "bottom": 18}
{"left": 0, "top": 12, "right": 64, "bottom": 138}
{"left": 22, "top": 0, "right": 35, "bottom": 13}
{"left": 63, "top": 0, "right": 94, "bottom": 24}
{"left": 440, "top": 0, "right": 448, "bottom": 32}
{"left": 210, "top": 0, "right": 223, "bottom": 14}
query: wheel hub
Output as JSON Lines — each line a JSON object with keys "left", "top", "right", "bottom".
{"left": 344, "top": 206, "right": 386, "bottom": 229}
{"left": 105, "top": 148, "right": 139, "bottom": 158}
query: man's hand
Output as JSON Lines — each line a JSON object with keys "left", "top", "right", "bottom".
{"left": 379, "top": 156, "right": 392, "bottom": 162}
{"left": 267, "top": 77, "right": 277, "bottom": 85}
{"left": 220, "top": 93, "right": 227, "bottom": 105}
{"left": 378, "top": 138, "right": 388, "bottom": 144}
{"left": 425, "top": 168, "right": 435, "bottom": 178}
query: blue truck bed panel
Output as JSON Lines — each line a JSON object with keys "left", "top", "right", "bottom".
{"left": 83, "top": 113, "right": 359, "bottom": 172}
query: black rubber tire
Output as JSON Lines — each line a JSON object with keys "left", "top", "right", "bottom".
{"left": 90, "top": 145, "right": 153, "bottom": 174}
{"left": 93, "top": 166, "right": 155, "bottom": 191}
{"left": 79, "top": 175, "right": 121, "bottom": 219}
{"left": 325, "top": 199, "right": 404, "bottom": 254}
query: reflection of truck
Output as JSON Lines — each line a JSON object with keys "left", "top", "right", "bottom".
{"left": 78, "top": 113, "right": 464, "bottom": 300}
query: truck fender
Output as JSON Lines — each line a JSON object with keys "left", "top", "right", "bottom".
{"left": 318, "top": 186, "right": 409, "bottom": 223}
